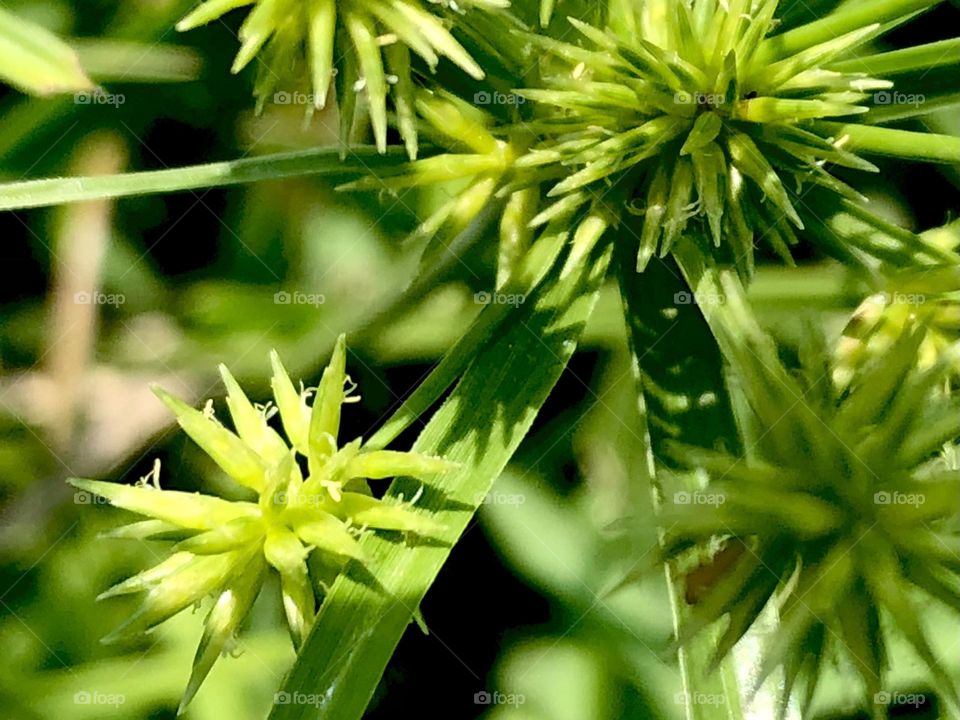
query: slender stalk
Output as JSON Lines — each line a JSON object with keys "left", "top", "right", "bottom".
{"left": 818, "top": 122, "right": 960, "bottom": 163}
{"left": 757, "top": 0, "right": 938, "bottom": 63}
{"left": 832, "top": 37, "right": 960, "bottom": 75}
{"left": 0, "top": 146, "right": 406, "bottom": 210}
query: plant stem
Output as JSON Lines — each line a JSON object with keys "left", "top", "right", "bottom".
{"left": 758, "top": 0, "right": 938, "bottom": 63}
{"left": 832, "top": 37, "right": 960, "bottom": 75}
{"left": 818, "top": 122, "right": 960, "bottom": 162}
{"left": 0, "top": 146, "right": 407, "bottom": 210}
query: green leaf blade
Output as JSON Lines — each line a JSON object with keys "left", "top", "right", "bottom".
{"left": 268, "top": 239, "right": 612, "bottom": 720}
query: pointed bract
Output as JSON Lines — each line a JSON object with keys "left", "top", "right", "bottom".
{"left": 75, "top": 340, "right": 445, "bottom": 708}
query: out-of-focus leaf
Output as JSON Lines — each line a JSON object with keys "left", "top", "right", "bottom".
{"left": 481, "top": 469, "right": 670, "bottom": 643}
{"left": 24, "top": 614, "right": 292, "bottom": 720}
{"left": 486, "top": 639, "right": 614, "bottom": 720}
{"left": 0, "top": 7, "right": 93, "bottom": 95}
{"left": 73, "top": 40, "right": 203, "bottom": 83}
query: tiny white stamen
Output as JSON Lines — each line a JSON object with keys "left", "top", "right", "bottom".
{"left": 256, "top": 400, "right": 279, "bottom": 421}
{"left": 321, "top": 479, "right": 343, "bottom": 502}
{"left": 137, "top": 458, "right": 162, "bottom": 489}
{"left": 344, "top": 375, "right": 362, "bottom": 403}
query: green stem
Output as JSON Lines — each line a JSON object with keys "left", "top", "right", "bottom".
{"left": 757, "top": 0, "right": 939, "bottom": 63}
{"left": 866, "top": 92, "right": 960, "bottom": 125}
{"left": 0, "top": 146, "right": 406, "bottom": 210}
{"left": 832, "top": 36, "right": 960, "bottom": 75}
{"left": 817, "top": 122, "right": 960, "bottom": 163}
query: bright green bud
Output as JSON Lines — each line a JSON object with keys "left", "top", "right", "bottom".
{"left": 264, "top": 528, "right": 314, "bottom": 647}
{"left": 289, "top": 507, "right": 366, "bottom": 560}
{"left": 69, "top": 478, "right": 259, "bottom": 529}
{"left": 344, "top": 450, "right": 454, "bottom": 480}
{"left": 219, "top": 364, "right": 288, "bottom": 464}
{"left": 309, "top": 334, "right": 348, "bottom": 471}
{"left": 270, "top": 350, "right": 311, "bottom": 454}
{"left": 74, "top": 338, "right": 446, "bottom": 709}
{"left": 153, "top": 386, "right": 268, "bottom": 492}
{"left": 98, "top": 552, "right": 195, "bottom": 600}
{"left": 102, "top": 552, "right": 243, "bottom": 644}
{"left": 335, "top": 492, "right": 444, "bottom": 536}
{"left": 180, "top": 554, "right": 266, "bottom": 713}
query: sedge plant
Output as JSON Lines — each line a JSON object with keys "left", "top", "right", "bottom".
{"left": 1, "top": 0, "right": 958, "bottom": 718}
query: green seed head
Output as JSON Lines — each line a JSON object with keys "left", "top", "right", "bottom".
{"left": 662, "top": 323, "right": 960, "bottom": 716}
{"left": 835, "top": 263, "right": 960, "bottom": 389}
{"left": 177, "top": 0, "right": 505, "bottom": 156}
{"left": 353, "top": 0, "right": 956, "bottom": 282}
{"left": 68, "top": 336, "right": 450, "bottom": 710}
{"left": 518, "top": 1, "right": 894, "bottom": 275}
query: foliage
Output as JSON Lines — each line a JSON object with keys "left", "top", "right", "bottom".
{"left": 0, "top": 1, "right": 958, "bottom": 719}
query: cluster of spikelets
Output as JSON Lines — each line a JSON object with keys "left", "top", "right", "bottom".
{"left": 177, "top": 0, "right": 510, "bottom": 156}
{"left": 320, "top": 0, "right": 957, "bottom": 281}
{"left": 69, "top": 336, "right": 450, "bottom": 712}
{"left": 835, "top": 263, "right": 960, "bottom": 390}
{"left": 659, "top": 290, "right": 960, "bottom": 718}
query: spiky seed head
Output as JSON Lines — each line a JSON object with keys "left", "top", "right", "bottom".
{"left": 662, "top": 322, "right": 960, "bottom": 717}
{"left": 69, "top": 336, "right": 450, "bottom": 709}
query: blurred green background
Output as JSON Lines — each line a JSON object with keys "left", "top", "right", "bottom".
{"left": 1, "top": 1, "right": 959, "bottom": 718}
